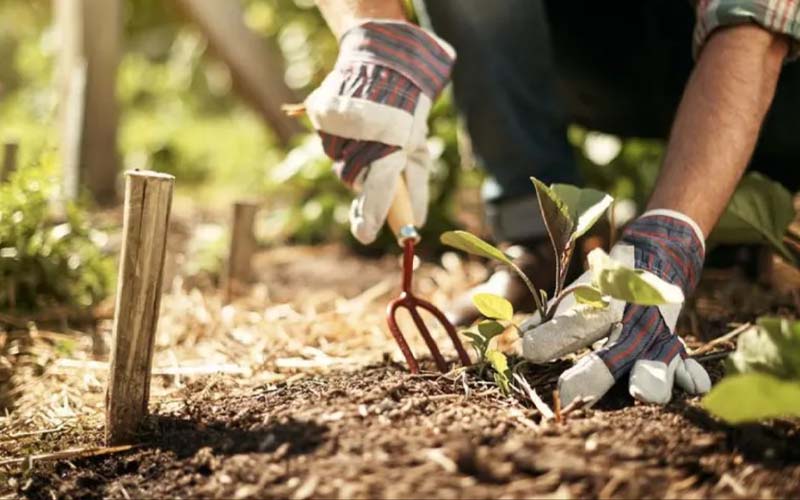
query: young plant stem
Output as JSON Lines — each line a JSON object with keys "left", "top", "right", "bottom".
{"left": 553, "top": 241, "right": 575, "bottom": 302}
{"left": 508, "top": 261, "right": 546, "bottom": 318}
{"left": 544, "top": 284, "right": 603, "bottom": 322}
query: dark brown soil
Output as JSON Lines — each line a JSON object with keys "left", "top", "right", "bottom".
{"left": 13, "top": 359, "right": 800, "bottom": 499}
{"left": 4, "top": 228, "right": 799, "bottom": 499}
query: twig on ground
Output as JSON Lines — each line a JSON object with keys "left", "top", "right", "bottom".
{"left": 690, "top": 322, "right": 751, "bottom": 357}
{"left": 694, "top": 349, "right": 735, "bottom": 363}
{"left": 424, "top": 448, "right": 458, "bottom": 473}
{"left": 553, "top": 389, "right": 562, "bottom": 424}
{"left": 512, "top": 373, "right": 554, "bottom": 421}
{"left": 51, "top": 359, "right": 251, "bottom": 377}
{"left": 0, "top": 444, "right": 138, "bottom": 467}
{"left": 460, "top": 370, "right": 471, "bottom": 399}
{"left": 0, "top": 425, "right": 66, "bottom": 443}
{"left": 561, "top": 396, "right": 592, "bottom": 417}
{"left": 338, "top": 278, "right": 393, "bottom": 313}
{"left": 275, "top": 356, "right": 355, "bottom": 370}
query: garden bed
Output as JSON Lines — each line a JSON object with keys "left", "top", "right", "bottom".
{"left": 2, "top": 219, "right": 799, "bottom": 499}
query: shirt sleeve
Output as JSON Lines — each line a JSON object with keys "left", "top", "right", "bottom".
{"left": 693, "top": 0, "right": 800, "bottom": 60}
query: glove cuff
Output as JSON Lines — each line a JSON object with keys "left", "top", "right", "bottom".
{"left": 621, "top": 210, "right": 705, "bottom": 294}
{"left": 639, "top": 209, "right": 705, "bottom": 252}
{"left": 337, "top": 21, "right": 455, "bottom": 98}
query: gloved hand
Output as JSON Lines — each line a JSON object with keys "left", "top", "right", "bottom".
{"left": 520, "top": 210, "right": 712, "bottom": 407}
{"left": 304, "top": 21, "right": 455, "bottom": 244}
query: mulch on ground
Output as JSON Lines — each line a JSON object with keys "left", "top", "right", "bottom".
{"left": 12, "top": 360, "right": 800, "bottom": 499}
{"left": 2, "top": 206, "right": 799, "bottom": 498}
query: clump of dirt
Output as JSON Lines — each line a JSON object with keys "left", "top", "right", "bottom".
{"left": 13, "top": 361, "right": 800, "bottom": 499}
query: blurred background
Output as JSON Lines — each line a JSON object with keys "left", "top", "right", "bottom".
{"left": 0, "top": 0, "right": 671, "bottom": 311}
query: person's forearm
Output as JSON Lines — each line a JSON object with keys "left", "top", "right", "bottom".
{"left": 647, "top": 25, "right": 789, "bottom": 236}
{"left": 316, "top": 0, "right": 406, "bottom": 39}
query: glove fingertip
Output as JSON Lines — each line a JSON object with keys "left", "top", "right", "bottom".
{"left": 629, "top": 359, "right": 673, "bottom": 405}
{"left": 350, "top": 199, "right": 379, "bottom": 245}
{"left": 350, "top": 220, "right": 378, "bottom": 245}
{"left": 557, "top": 354, "right": 615, "bottom": 408}
{"left": 681, "top": 358, "right": 712, "bottom": 394}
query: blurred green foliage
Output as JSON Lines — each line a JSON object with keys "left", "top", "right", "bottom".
{"left": 0, "top": 0, "right": 650, "bottom": 255}
{"left": 0, "top": 1, "right": 56, "bottom": 157}
{"left": 0, "top": 152, "right": 113, "bottom": 311}
{"left": 0, "top": 0, "right": 793, "bottom": 267}
{"left": 569, "top": 126, "right": 663, "bottom": 209}
{"left": 119, "top": 1, "right": 292, "bottom": 189}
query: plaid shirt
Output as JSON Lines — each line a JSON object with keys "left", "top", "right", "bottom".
{"left": 694, "top": 0, "right": 800, "bottom": 58}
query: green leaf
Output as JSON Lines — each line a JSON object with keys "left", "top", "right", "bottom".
{"left": 472, "top": 293, "right": 514, "bottom": 321}
{"left": 703, "top": 373, "right": 800, "bottom": 424}
{"left": 440, "top": 231, "right": 512, "bottom": 265}
{"left": 486, "top": 349, "right": 510, "bottom": 394}
{"left": 727, "top": 317, "right": 800, "bottom": 379}
{"left": 478, "top": 320, "right": 506, "bottom": 338}
{"left": 571, "top": 285, "right": 609, "bottom": 309}
{"left": 587, "top": 248, "right": 684, "bottom": 306}
{"left": 464, "top": 331, "right": 487, "bottom": 351}
{"left": 532, "top": 177, "right": 573, "bottom": 263}
{"left": 710, "top": 173, "right": 797, "bottom": 264}
{"left": 551, "top": 184, "right": 614, "bottom": 238}
{"left": 463, "top": 331, "right": 484, "bottom": 344}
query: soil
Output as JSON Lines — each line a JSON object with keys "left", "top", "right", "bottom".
{"left": 2, "top": 209, "right": 800, "bottom": 499}
{"left": 10, "top": 356, "right": 800, "bottom": 499}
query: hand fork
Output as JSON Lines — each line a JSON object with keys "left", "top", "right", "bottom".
{"left": 280, "top": 103, "right": 470, "bottom": 373}
{"left": 385, "top": 179, "right": 471, "bottom": 373}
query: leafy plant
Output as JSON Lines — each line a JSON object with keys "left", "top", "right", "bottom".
{"left": 703, "top": 317, "right": 800, "bottom": 423}
{"left": 442, "top": 177, "right": 683, "bottom": 327}
{"left": 710, "top": 172, "right": 798, "bottom": 265}
{"left": 445, "top": 177, "right": 685, "bottom": 392}
{"left": 0, "top": 153, "right": 113, "bottom": 310}
{"left": 461, "top": 293, "right": 517, "bottom": 394}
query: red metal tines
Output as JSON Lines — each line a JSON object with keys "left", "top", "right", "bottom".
{"left": 386, "top": 239, "right": 471, "bottom": 373}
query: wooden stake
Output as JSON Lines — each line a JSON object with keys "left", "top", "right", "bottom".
{"left": 54, "top": 0, "right": 121, "bottom": 205}
{"left": 0, "top": 141, "right": 18, "bottom": 182}
{"left": 106, "top": 170, "right": 174, "bottom": 445}
{"left": 224, "top": 201, "right": 258, "bottom": 302}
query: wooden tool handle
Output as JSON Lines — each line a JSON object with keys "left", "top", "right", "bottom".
{"left": 387, "top": 178, "right": 419, "bottom": 243}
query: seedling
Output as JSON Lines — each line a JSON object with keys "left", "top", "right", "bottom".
{"left": 703, "top": 317, "right": 800, "bottom": 423}
{"left": 442, "top": 177, "right": 683, "bottom": 322}
{"left": 711, "top": 172, "right": 798, "bottom": 266}
{"left": 442, "top": 177, "right": 685, "bottom": 388}
{"left": 461, "top": 293, "right": 518, "bottom": 393}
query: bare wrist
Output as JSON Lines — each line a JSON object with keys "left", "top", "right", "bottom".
{"left": 316, "top": 0, "right": 407, "bottom": 39}
{"left": 704, "top": 24, "right": 790, "bottom": 63}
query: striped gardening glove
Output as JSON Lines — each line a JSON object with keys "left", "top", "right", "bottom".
{"left": 520, "top": 210, "right": 712, "bottom": 407}
{"left": 304, "top": 21, "right": 455, "bottom": 244}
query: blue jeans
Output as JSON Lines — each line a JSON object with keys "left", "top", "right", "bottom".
{"left": 417, "top": 0, "right": 800, "bottom": 242}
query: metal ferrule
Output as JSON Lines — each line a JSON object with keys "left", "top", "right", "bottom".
{"left": 396, "top": 224, "right": 421, "bottom": 245}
